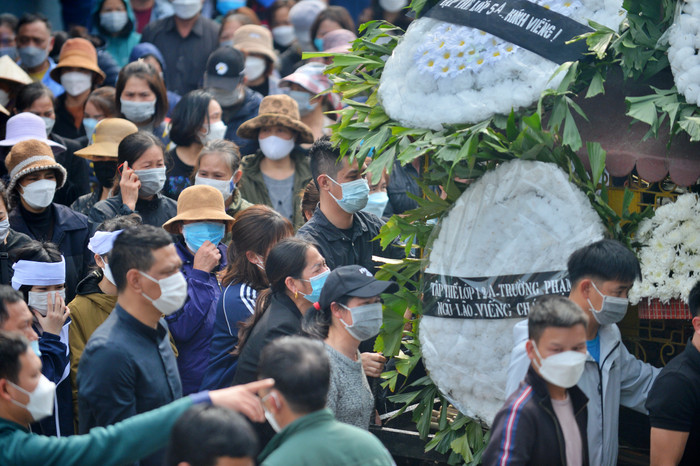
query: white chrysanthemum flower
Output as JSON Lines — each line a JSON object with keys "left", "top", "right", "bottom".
{"left": 668, "top": 2, "right": 700, "bottom": 105}
{"left": 380, "top": 0, "right": 626, "bottom": 128}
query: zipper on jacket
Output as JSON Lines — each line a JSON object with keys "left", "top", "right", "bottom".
{"left": 541, "top": 403, "right": 568, "bottom": 465}
{"left": 595, "top": 340, "right": 621, "bottom": 458}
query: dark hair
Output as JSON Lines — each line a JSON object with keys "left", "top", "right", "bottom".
{"left": 108, "top": 225, "right": 173, "bottom": 292}
{"left": 0, "top": 331, "right": 29, "bottom": 383}
{"left": 0, "top": 286, "right": 25, "bottom": 327}
{"left": 96, "top": 0, "right": 134, "bottom": 38}
{"left": 169, "top": 90, "right": 214, "bottom": 147}
{"left": 111, "top": 131, "right": 164, "bottom": 193}
{"left": 235, "top": 238, "right": 313, "bottom": 355}
{"left": 301, "top": 180, "right": 319, "bottom": 222}
{"left": 191, "top": 139, "right": 242, "bottom": 185}
{"left": 0, "top": 181, "right": 9, "bottom": 212}
{"left": 528, "top": 295, "right": 588, "bottom": 343}
{"left": 302, "top": 294, "right": 350, "bottom": 340}
{"left": 11, "top": 241, "right": 63, "bottom": 301}
{"left": 258, "top": 336, "right": 330, "bottom": 414}
{"left": 219, "top": 12, "right": 257, "bottom": 42}
{"left": 15, "top": 82, "right": 55, "bottom": 113}
{"left": 309, "top": 136, "right": 343, "bottom": 189}
{"left": 165, "top": 405, "right": 258, "bottom": 466}
{"left": 309, "top": 6, "right": 355, "bottom": 50}
{"left": 0, "top": 14, "right": 18, "bottom": 32}
{"left": 222, "top": 205, "right": 293, "bottom": 289}
{"left": 96, "top": 214, "right": 142, "bottom": 234}
{"left": 689, "top": 281, "right": 700, "bottom": 317}
{"left": 86, "top": 86, "right": 118, "bottom": 118}
{"left": 567, "top": 239, "right": 641, "bottom": 286}
{"left": 267, "top": 0, "right": 296, "bottom": 28}
{"left": 116, "top": 60, "right": 168, "bottom": 127}
{"left": 17, "top": 13, "right": 51, "bottom": 34}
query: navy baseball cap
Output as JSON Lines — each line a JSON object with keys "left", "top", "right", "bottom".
{"left": 204, "top": 46, "right": 245, "bottom": 89}
{"left": 319, "top": 265, "right": 398, "bottom": 309}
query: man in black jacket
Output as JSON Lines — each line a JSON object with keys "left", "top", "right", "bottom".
{"left": 297, "top": 137, "right": 404, "bottom": 273}
{"left": 484, "top": 296, "right": 590, "bottom": 466}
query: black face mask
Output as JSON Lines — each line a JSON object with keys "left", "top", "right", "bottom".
{"left": 93, "top": 161, "right": 118, "bottom": 188}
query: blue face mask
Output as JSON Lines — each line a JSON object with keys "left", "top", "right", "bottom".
{"left": 216, "top": 0, "right": 246, "bottom": 15}
{"left": 83, "top": 118, "right": 98, "bottom": 142}
{"left": 183, "top": 222, "right": 226, "bottom": 253}
{"left": 0, "top": 46, "right": 17, "bottom": 61}
{"left": 286, "top": 89, "right": 316, "bottom": 116}
{"left": 314, "top": 37, "right": 325, "bottom": 51}
{"left": 301, "top": 269, "right": 330, "bottom": 304}
{"left": 362, "top": 192, "right": 389, "bottom": 218}
{"left": 30, "top": 340, "right": 42, "bottom": 357}
{"left": 328, "top": 177, "right": 370, "bottom": 214}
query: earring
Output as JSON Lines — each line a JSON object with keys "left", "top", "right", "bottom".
{"left": 295, "top": 291, "right": 298, "bottom": 299}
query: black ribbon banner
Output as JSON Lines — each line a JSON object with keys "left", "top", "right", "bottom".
{"left": 422, "top": 270, "right": 571, "bottom": 319}
{"left": 423, "top": 0, "right": 593, "bottom": 64}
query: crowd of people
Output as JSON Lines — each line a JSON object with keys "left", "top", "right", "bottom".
{"left": 0, "top": 1, "right": 699, "bottom": 466}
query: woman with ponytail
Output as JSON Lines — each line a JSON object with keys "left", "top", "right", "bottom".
{"left": 302, "top": 265, "right": 397, "bottom": 429}
{"left": 200, "top": 205, "right": 292, "bottom": 390}
{"left": 231, "top": 237, "right": 329, "bottom": 387}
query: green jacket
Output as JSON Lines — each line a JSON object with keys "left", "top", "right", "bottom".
{"left": 0, "top": 396, "right": 195, "bottom": 466}
{"left": 259, "top": 409, "right": 394, "bottom": 466}
{"left": 238, "top": 149, "right": 311, "bottom": 230}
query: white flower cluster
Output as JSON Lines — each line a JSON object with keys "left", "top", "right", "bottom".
{"left": 629, "top": 193, "right": 700, "bottom": 305}
{"left": 667, "top": 1, "right": 700, "bottom": 106}
{"left": 420, "top": 160, "right": 604, "bottom": 424}
{"left": 379, "top": 0, "right": 625, "bottom": 129}
{"left": 414, "top": 1, "right": 584, "bottom": 80}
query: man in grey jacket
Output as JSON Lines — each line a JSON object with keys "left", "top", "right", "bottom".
{"left": 505, "top": 239, "right": 660, "bottom": 466}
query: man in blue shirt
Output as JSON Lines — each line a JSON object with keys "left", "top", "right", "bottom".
{"left": 16, "top": 13, "right": 63, "bottom": 97}
{"left": 77, "top": 225, "right": 187, "bottom": 466}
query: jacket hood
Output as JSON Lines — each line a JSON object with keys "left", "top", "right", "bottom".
{"left": 92, "top": 0, "right": 137, "bottom": 38}
{"left": 129, "top": 42, "right": 166, "bottom": 71}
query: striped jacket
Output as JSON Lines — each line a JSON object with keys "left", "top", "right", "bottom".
{"left": 483, "top": 366, "right": 589, "bottom": 466}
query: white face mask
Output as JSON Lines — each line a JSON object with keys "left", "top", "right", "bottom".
{"left": 140, "top": 270, "right": 188, "bottom": 315}
{"left": 244, "top": 56, "right": 266, "bottom": 82}
{"left": 28, "top": 289, "right": 66, "bottom": 317}
{"left": 272, "top": 25, "right": 295, "bottom": 47}
{"left": 262, "top": 392, "right": 282, "bottom": 432}
{"left": 41, "top": 116, "right": 55, "bottom": 135}
{"left": 20, "top": 179, "right": 57, "bottom": 210}
{"left": 339, "top": 302, "right": 383, "bottom": 341}
{"left": 259, "top": 135, "right": 295, "bottom": 161}
{"left": 120, "top": 98, "right": 156, "bottom": 123}
{"left": 201, "top": 120, "right": 227, "bottom": 144}
{"left": 195, "top": 175, "right": 234, "bottom": 201}
{"left": 60, "top": 71, "right": 92, "bottom": 96}
{"left": 0, "top": 218, "right": 10, "bottom": 242}
{"left": 102, "top": 260, "right": 116, "bottom": 285}
{"left": 9, "top": 374, "right": 56, "bottom": 422}
{"left": 379, "top": 0, "right": 408, "bottom": 13}
{"left": 100, "top": 10, "right": 129, "bottom": 33}
{"left": 587, "top": 282, "right": 629, "bottom": 325}
{"left": 531, "top": 341, "right": 587, "bottom": 389}
{"left": 0, "top": 89, "right": 9, "bottom": 107}
{"left": 172, "top": 0, "right": 202, "bottom": 19}
{"left": 134, "top": 167, "right": 166, "bottom": 196}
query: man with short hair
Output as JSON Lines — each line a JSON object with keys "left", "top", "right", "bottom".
{"left": 140, "top": 0, "right": 219, "bottom": 95}
{"left": 297, "top": 136, "right": 404, "bottom": 272}
{"left": 256, "top": 336, "right": 394, "bottom": 466}
{"left": 16, "top": 13, "right": 63, "bottom": 97}
{"left": 0, "top": 285, "right": 37, "bottom": 346}
{"left": 77, "top": 225, "right": 186, "bottom": 465}
{"left": 646, "top": 281, "right": 700, "bottom": 466}
{"left": 505, "top": 239, "right": 660, "bottom": 466}
{"left": 484, "top": 296, "right": 589, "bottom": 465}
{"left": 0, "top": 330, "right": 272, "bottom": 465}
{"left": 164, "top": 404, "right": 259, "bottom": 466}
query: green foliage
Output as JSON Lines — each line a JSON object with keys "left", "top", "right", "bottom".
{"left": 319, "top": 7, "right": 663, "bottom": 464}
